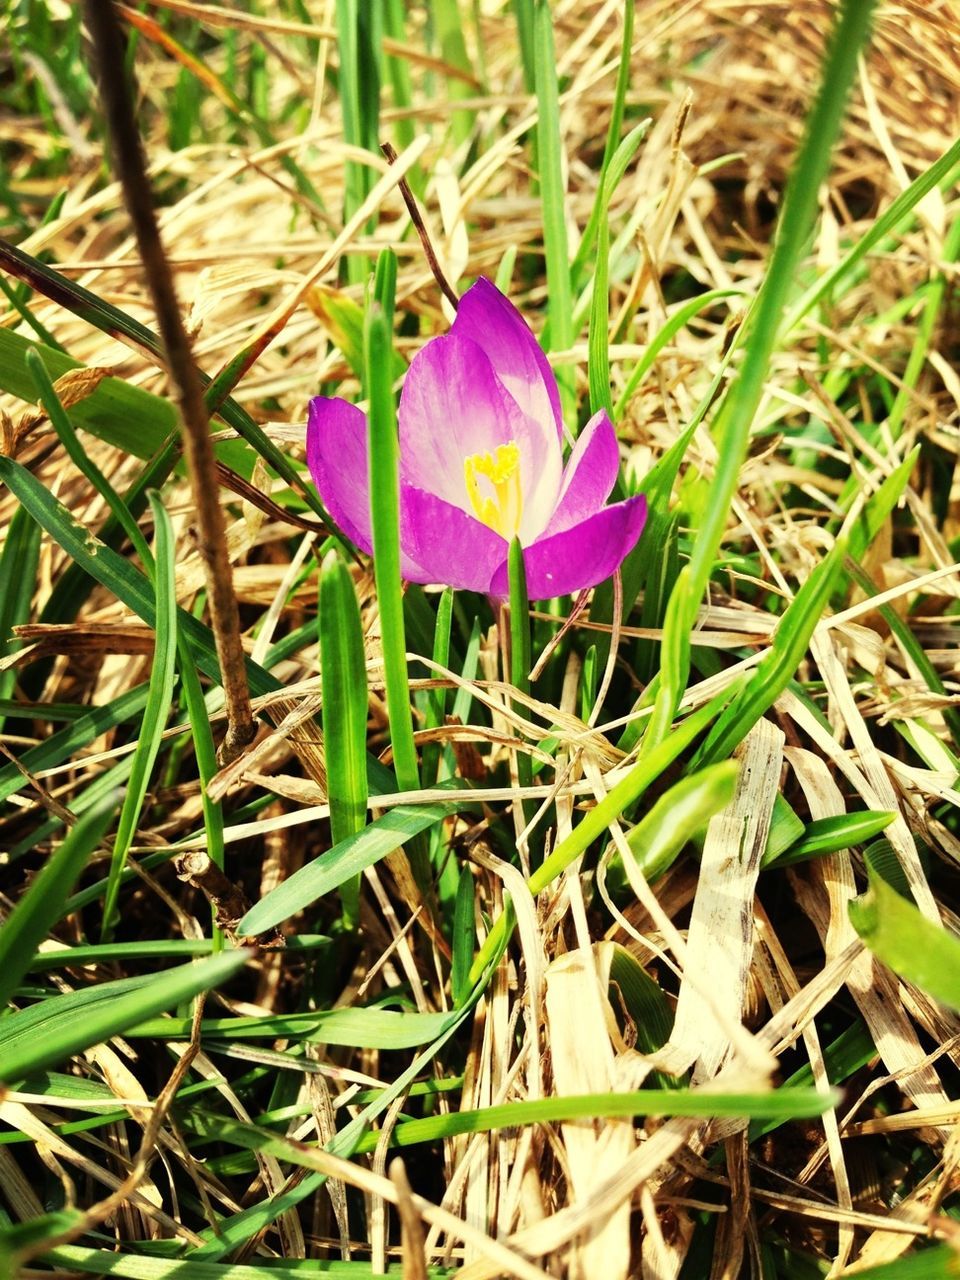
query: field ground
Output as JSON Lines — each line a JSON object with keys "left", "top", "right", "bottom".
{"left": 2, "top": 2, "right": 960, "bottom": 1277}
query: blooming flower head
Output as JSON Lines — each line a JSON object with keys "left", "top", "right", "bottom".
{"left": 307, "top": 278, "right": 646, "bottom": 597}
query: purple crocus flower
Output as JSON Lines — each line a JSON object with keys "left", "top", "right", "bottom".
{"left": 306, "top": 278, "right": 646, "bottom": 598}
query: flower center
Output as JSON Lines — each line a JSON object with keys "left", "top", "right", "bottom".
{"left": 463, "top": 441, "right": 524, "bottom": 539}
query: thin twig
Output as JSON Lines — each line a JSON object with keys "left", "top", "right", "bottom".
{"left": 83, "top": 0, "right": 256, "bottom": 764}
{"left": 381, "top": 141, "right": 460, "bottom": 311}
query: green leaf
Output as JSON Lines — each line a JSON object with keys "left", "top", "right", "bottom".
{"left": 0, "top": 951, "right": 248, "bottom": 1083}
{"left": 848, "top": 868, "right": 960, "bottom": 1011}
{"left": 238, "top": 803, "right": 455, "bottom": 936}
{"left": 767, "top": 810, "right": 895, "bottom": 869}
{"left": 0, "top": 794, "right": 116, "bottom": 1008}
{"left": 606, "top": 944, "right": 674, "bottom": 1060}
{"left": 761, "top": 793, "right": 806, "bottom": 865}
{"left": 0, "top": 328, "right": 176, "bottom": 457}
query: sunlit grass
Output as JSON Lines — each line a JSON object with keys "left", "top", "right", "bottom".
{"left": 2, "top": 1, "right": 960, "bottom": 1277}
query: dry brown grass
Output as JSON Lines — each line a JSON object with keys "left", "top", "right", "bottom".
{"left": 3, "top": 2, "right": 960, "bottom": 1276}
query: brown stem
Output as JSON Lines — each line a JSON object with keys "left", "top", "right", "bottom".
{"left": 83, "top": 0, "right": 256, "bottom": 764}
{"left": 381, "top": 141, "right": 460, "bottom": 312}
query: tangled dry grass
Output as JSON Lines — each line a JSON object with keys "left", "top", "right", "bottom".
{"left": 3, "top": 1, "right": 960, "bottom": 1276}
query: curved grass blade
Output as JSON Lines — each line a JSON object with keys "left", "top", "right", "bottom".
{"left": 100, "top": 493, "right": 178, "bottom": 938}
{"left": 614, "top": 288, "right": 743, "bottom": 421}
{"left": 0, "top": 793, "right": 117, "bottom": 1009}
{"left": 783, "top": 136, "right": 960, "bottom": 333}
{"left": 620, "top": 760, "right": 739, "bottom": 883}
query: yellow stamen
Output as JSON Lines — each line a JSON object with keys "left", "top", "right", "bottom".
{"left": 464, "top": 441, "right": 524, "bottom": 538}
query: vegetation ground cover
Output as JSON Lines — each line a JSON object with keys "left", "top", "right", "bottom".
{"left": 2, "top": 1, "right": 960, "bottom": 1276}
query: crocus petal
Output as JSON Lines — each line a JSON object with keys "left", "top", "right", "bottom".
{"left": 398, "top": 332, "right": 561, "bottom": 538}
{"left": 452, "top": 277, "right": 564, "bottom": 440}
{"left": 306, "top": 397, "right": 373, "bottom": 554}
{"left": 489, "top": 495, "right": 648, "bottom": 600}
{"left": 307, "top": 397, "right": 430, "bottom": 582}
{"left": 401, "top": 485, "right": 508, "bottom": 593}
{"left": 543, "top": 409, "right": 621, "bottom": 538}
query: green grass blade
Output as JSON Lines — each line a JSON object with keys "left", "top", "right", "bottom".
{"left": 887, "top": 213, "right": 960, "bottom": 437}
{"left": 0, "top": 794, "right": 116, "bottom": 1009}
{"left": 570, "top": 0, "right": 636, "bottom": 286}
{"left": 0, "top": 503, "right": 40, "bottom": 725}
{"left": 238, "top": 804, "right": 455, "bottom": 937}
{"left": 0, "top": 453, "right": 276, "bottom": 697}
{"left": 176, "top": 630, "right": 226, "bottom": 947}
{"left": 0, "top": 683, "right": 149, "bottom": 806}
{"left": 614, "top": 288, "right": 742, "bottom": 421}
{"left": 847, "top": 444, "right": 920, "bottom": 565}
{"left": 365, "top": 293, "right": 421, "bottom": 803}
{"left": 0, "top": 951, "right": 248, "bottom": 1084}
{"left": 508, "top": 537, "right": 535, "bottom": 827}
{"left": 783, "top": 137, "right": 960, "bottom": 334}
{"left": 335, "top": 0, "right": 375, "bottom": 284}
{"left": 422, "top": 586, "right": 453, "bottom": 789}
{"left": 620, "top": 760, "right": 739, "bottom": 882}
{"left": 533, "top": 0, "right": 574, "bottom": 419}
{"left": 26, "top": 347, "right": 153, "bottom": 568}
{"left": 432, "top": 0, "right": 477, "bottom": 145}
{"left": 587, "top": 203, "right": 612, "bottom": 418}
{"left": 650, "top": 0, "right": 876, "bottom": 737}
{"left": 849, "top": 867, "right": 960, "bottom": 1011}
{"left": 693, "top": 538, "right": 847, "bottom": 768}
{"left": 100, "top": 493, "right": 179, "bottom": 938}
{"left": 319, "top": 548, "right": 370, "bottom": 927}
{"left": 767, "top": 810, "right": 895, "bottom": 869}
